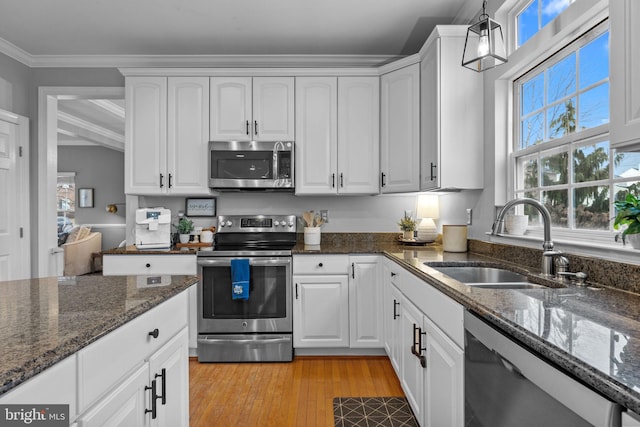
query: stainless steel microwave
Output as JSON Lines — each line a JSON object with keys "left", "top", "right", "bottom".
{"left": 208, "top": 141, "right": 294, "bottom": 190}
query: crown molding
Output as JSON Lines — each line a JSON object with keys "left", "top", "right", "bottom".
{"left": 0, "top": 39, "right": 404, "bottom": 69}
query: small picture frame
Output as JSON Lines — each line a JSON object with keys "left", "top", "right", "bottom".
{"left": 78, "top": 188, "right": 94, "bottom": 208}
{"left": 185, "top": 197, "right": 216, "bottom": 217}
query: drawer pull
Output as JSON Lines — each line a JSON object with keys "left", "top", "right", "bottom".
{"left": 318, "top": 263, "right": 323, "bottom": 267}
{"left": 148, "top": 328, "right": 159, "bottom": 339}
{"left": 145, "top": 263, "right": 151, "bottom": 268}
{"left": 145, "top": 380, "right": 158, "bottom": 419}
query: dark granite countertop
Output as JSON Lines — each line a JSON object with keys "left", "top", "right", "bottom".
{"left": 0, "top": 274, "right": 198, "bottom": 397}
{"left": 293, "top": 233, "right": 640, "bottom": 413}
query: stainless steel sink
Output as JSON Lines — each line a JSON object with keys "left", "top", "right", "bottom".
{"left": 427, "top": 265, "right": 548, "bottom": 289}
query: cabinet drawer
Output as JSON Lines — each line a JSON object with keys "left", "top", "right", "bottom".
{"left": 77, "top": 290, "right": 188, "bottom": 412}
{"left": 293, "top": 255, "right": 349, "bottom": 275}
{"left": 103, "top": 254, "right": 196, "bottom": 276}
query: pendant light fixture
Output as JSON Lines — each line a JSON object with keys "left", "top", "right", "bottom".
{"left": 462, "top": 0, "right": 507, "bottom": 72}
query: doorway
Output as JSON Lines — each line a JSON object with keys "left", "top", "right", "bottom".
{"left": 37, "top": 87, "right": 124, "bottom": 278}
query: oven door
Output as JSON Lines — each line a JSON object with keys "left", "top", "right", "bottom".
{"left": 197, "top": 256, "right": 292, "bottom": 334}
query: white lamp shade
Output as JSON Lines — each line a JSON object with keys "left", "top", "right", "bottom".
{"left": 416, "top": 195, "right": 439, "bottom": 219}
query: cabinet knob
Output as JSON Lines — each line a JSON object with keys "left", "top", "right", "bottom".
{"left": 148, "top": 328, "right": 159, "bottom": 339}
{"left": 146, "top": 263, "right": 151, "bottom": 268}
{"left": 318, "top": 262, "right": 323, "bottom": 267}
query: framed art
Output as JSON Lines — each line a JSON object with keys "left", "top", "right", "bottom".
{"left": 78, "top": 188, "right": 94, "bottom": 208}
{"left": 185, "top": 198, "right": 216, "bottom": 217}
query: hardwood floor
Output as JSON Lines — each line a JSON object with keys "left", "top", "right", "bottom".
{"left": 189, "top": 356, "right": 404, "bottom": 427}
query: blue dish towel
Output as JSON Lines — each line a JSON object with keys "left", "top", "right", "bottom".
{"left": 230, "top": 258, "right": 250, "bottom": 300}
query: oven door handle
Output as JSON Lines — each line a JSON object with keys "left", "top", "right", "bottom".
{"left": 199, "top": 336, "right": 291, "bottom": 345}
{"left": 197, "top": 258, "right": 291, "bottom": 267}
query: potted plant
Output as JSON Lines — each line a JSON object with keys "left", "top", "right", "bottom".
{"left": 613, "top": 194, "right": 640, "bottom": 249}
{"left": 177, "top": 217, "right": 194, "bottom": 244}
{"left": 398, "top": 214, "right": 417, "bottom": 240}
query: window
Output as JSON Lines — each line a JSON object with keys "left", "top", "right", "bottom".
{"left": 516, "top": 0, "right": 578, "bottom": 47}
{"left": 513, "top": 22, "right": 624, "bottom": 234}
{"left": 57, "top": 172, "right": 76, "bottom": 235}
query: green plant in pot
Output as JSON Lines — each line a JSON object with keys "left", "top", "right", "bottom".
{"left": 613, "top": 194, "right": 640, "bottom": 249}
{"left": 398, "top": 214, "right": 417, "bottom": 240}
{"left": 177, "top": 217, "right": 194, "bottom": 244}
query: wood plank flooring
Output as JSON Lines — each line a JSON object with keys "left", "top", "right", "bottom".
{"left": 189, "top": 356, "right": 404, "bottom": 427}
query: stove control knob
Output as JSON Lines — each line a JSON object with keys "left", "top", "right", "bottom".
{"left": 288, "top": 221, "right": 294, "bottom": 227}
{"left": 274, "top": 220, "right": 280, "bottom": 226}
{"left": 225, "top": 220, "right": 233, "bottom": 227}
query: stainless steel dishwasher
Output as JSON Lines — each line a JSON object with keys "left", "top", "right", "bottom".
{"left": 464, "top": 310, "right": 622, "bottom": 427}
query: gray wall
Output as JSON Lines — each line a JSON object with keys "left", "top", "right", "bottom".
{"left": 58, "top": 145, "right": 126, "bottom": 250}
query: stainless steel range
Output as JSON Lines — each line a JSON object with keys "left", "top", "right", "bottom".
{"left": 196, "top": 214, "right": 297, "bottom": 362}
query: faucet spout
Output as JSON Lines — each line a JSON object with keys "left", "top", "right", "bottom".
{"left": 491, "top": 198, "right": 556, "bottom": 275}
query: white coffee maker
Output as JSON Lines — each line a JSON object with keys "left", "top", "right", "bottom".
{"left": 135, "top": 207, "right": 171, "bottom": 249}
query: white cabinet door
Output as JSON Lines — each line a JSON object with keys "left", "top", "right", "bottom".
{"left": 167, "top": 77, "right": 210, "bottom": 194}
{"left": 125, "top": 76, "right": 167, "bottom": 195}
{"left": 148, "top": 328, "right": 189, "bottom": 427}
{"left": 78, "top": 363, "right": 149, "bottom": 427}
{"left": 423, "top": 315, "right": 464, "bottom": 427}
{"left": 209, "top": 77, "right": 252, "bottom": 141}
{"left": 293, "top": 275, "right": 349, "bottom": 347}
{"left": 349, "top": 256, "right": 382, "bottom": 348}
{"left": 295, "top": 77, "right": 338, "bottom": 195}
{"left": 380, "top": 63, "right": 420, "bottom": 193}
{"left": 382, "top": 261, "right": 393, "bottom": 356}
{"left": 611, "top": 0, "right": 640, "bottom": 147}
{"left": 389, "top": 284, "right": 403, "bottom": 375}
{"left": 400, "top": 294, "right": 425, "bottom": 426}
{"left": 253, "top": 77, "right": 295, "bottom": 141}
{"left": 337, "top": 77, "right": 380, "bottom": 194}
{"left": 420, "top": 27, "right": 483, "bottom": 191}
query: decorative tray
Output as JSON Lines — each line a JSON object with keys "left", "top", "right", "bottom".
{"left": 397, "top": 238, "right": 429, "bottom": 246}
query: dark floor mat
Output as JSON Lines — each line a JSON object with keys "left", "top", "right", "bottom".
{"left": 333, "top": 397, "right": 419, "bottom": 427}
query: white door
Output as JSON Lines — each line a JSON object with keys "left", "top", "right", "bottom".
{"left": 349, "top": 256, "right": 382, "bottom": 348}
{"left": 148, "top": 328, "right": 189, "bottom": 427}
{"left": 293, "top": 275, "right": 349, "bottom": 347}
{"left": 380, "top": 63, "right": 420, "bottom": 193}
{"left": 125, "top": 77, "right": 167, "bottom": 195}
{"left": 295, "top": 77, "right": 338, "bottom": 195}
{"left": 253, "top": 77, "right": 295, "bottom": 141}
{"left": 337, "top": 77, "right": 380, "bottom": 194}
{"left": 167, "top": 77, "right": 210, "bottom": 195}
{"left": 210, "top": 77, "right": 252, "bottom": 141}
{"left": 0, "top": 115, "right": 29, "bottom": 280}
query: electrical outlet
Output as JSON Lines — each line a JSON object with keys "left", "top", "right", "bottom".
{"left": 320, "top": 210, "right": 329, "bottom": 224}
{"left": 466, "top": 209, "right": 473, "bottom": 225}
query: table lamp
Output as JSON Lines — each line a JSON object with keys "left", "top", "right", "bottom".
{"left": 416, "top": 195, "right": 439, "bottom": 242}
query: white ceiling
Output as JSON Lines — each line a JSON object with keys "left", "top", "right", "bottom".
{"left": 0, "top": 0, "right": 477, "bottom": 66}
{"left": 3, "top": 0, "right": 477, "bottom": 151}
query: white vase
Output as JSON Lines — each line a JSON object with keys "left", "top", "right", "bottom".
{"left": 505, "top": 214, "right": 528, "bottom": 235}
{"left": 627, "top": 234, "right": 640, "bottom": 249}
{"left": 179, "top": 234, "right": 190, "bottom": 244}
{"left": 403, "top": 230, "right": 414, "bottom": 240}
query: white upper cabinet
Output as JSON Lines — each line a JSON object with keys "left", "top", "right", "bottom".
{"left": 295, "top": 76, "right": 379, "bottom": 195}
{"left": 125, "top": 76, "right": 210, "bottom": 195}
{"left": 210, "top": 76, "right": 294, "bottom": 141}
{"left": 420, "top": 26, "right": 483, "bottom": 191}
{"left": 380, "top": 63, "right": 421, "bottom": 193}
{"left": 611, "top": 0, "right": 640, "bottom": 147}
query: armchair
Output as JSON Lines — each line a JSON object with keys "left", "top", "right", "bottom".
{"left": 63, "top": 231, "right": 102, "bottom": 276}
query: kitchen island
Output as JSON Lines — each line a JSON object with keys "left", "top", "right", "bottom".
{"left": 0, "top": 274, "right": 197, "bottom": 399}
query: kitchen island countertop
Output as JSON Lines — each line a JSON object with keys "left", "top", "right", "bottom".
{"left": 0, "top": 274, "right": 198, "bottom": 397}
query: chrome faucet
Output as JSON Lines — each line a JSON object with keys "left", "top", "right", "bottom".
{"left": 491, "top": 198, "right": 558, "bottom": 277}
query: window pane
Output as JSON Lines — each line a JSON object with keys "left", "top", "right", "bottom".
{"left": 517, "top": 157, "right": 539, "bottom": 190}
{"left": 541, "top": 0, "right": 571, "bottom": 27}
{"left": 547, "top": 98, "right": 576, "bottom": 139}
{"left": 578, "top": 83, "right": 609, "bottom": 130}
{"left": 522, "top": 190, "right": 541, "bottom": 223}
{"left": 543, "top": 189, "right": 569, "bottom": 227}
{"left": 573, "top": 141, "right": 609, "bottom": 183}
{"left": 522, "top": 72, "right": 544, "bottom": 115}
{"left": 613, "top": 150, "right": 640, "bottom": 179}
{"left": 579, "top": 32, "right": 609, "bottom": 89}
{"left": 548, "top": 53, "right": 576, "bottom": 104}
{"left": 521, "top": 113, "right": 544, "bottom": 148}
{"left": 541, "top": 151, "right": 568, "bottom": 185}
{"left": 518, "top": 0, "right": 539, "bottom": 47}
{"left": 574, "top": 186, "right": 610, "bottom": 230}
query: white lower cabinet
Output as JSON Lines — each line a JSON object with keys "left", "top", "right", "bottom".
{"left": 384, "top": 259, "right": 464, "bottom": 427}
{"left": 292, "top": 254, "right": 383, "bottom": 350}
